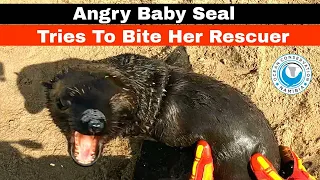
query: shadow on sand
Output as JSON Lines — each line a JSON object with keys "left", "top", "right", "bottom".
{"left": 0, "top": 139, "right": 195, "bottom": 180}
{"left": 0, "top": 140, "right": 132, "bottom": 180}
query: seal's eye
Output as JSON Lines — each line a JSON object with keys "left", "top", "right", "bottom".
{"left": 56, "top": 98, "right": 71, "bottom": 110}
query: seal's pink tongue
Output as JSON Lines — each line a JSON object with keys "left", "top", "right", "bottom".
{"left": 79, "top": 135, "right": 94, "bottom": 160}
{"left": 74, "top": 131, "right": 100, "bottom": 165}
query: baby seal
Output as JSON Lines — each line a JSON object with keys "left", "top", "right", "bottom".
{"left": 43, "top": 47, "right": 281, "bottom": 179}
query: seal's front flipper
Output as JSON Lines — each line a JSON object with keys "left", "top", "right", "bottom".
{"left": 164, "top": 46, "right": 192, "bottom": 72}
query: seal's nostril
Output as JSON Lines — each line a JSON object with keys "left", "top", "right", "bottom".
{"left": 92, "top": 124, "right": 101, "bottom": 128}
{"left": 88, "top": 120, "right": 104, "bottom": 133}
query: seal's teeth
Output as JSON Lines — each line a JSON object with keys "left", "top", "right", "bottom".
{"left": 77, "top": 157, "right": 94, "bottom": 165}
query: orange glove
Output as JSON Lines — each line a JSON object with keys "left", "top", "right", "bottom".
{"left": 250, "top": 146, "right": 316, "bottom": 180}
{"left": 190, "top": 140, "right": 214, "bottom": 180}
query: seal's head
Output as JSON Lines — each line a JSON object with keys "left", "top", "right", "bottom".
{"left": 43, "top": 68, "right": 136, "bottom": 166}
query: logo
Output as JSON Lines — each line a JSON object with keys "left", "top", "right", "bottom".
{"left": 271, "top": 54, "right": 312, "bottom": 95}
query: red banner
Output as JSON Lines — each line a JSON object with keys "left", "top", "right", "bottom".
{"left": 0, "top": 25, "right": 319, "bottom": 46}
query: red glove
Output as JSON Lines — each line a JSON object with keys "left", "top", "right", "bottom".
{"left": 190, "top": 141, "right": 316, "bottom": 180}
{"left": 190, "top": 140, "right": 214, "bottom": 180}
{"left": 250, "top": 146, "right": 316, "bottom": 180}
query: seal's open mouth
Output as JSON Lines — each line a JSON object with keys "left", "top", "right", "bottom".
{"left": 70, "top": 131, "right": 103, "bottom": 166}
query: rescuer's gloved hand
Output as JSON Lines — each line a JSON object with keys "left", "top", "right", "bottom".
{"left": 190, "top": 140, "right": 214, "bottom": 180}
{"left": 250, "top": 145, "right": 316, "bottom": 180}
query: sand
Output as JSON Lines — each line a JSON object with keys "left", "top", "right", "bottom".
{"left": 0, "top": 0, "right": 320, "bottom": 179}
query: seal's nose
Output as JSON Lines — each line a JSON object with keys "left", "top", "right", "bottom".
{"left": 88, "top": 120, "right": 104, "bottom": 133}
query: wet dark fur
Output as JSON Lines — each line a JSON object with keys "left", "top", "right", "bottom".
{"left": 44, "top": 47, "right": 281, "bottom": 180}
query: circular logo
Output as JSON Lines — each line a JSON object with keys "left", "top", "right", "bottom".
{"left": 271, "top": 54, "right": 312, "bottom": 95}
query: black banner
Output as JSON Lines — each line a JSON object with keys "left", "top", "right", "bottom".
{"left": 0, "top": 4, "right": 318, "bottom": 24}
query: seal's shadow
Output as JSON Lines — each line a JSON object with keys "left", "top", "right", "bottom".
{"left": 0, "top": 140, "right": 130, "bottom": 180}
{"left": 16, "top": 46, "right": 196, "bottom": 179}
